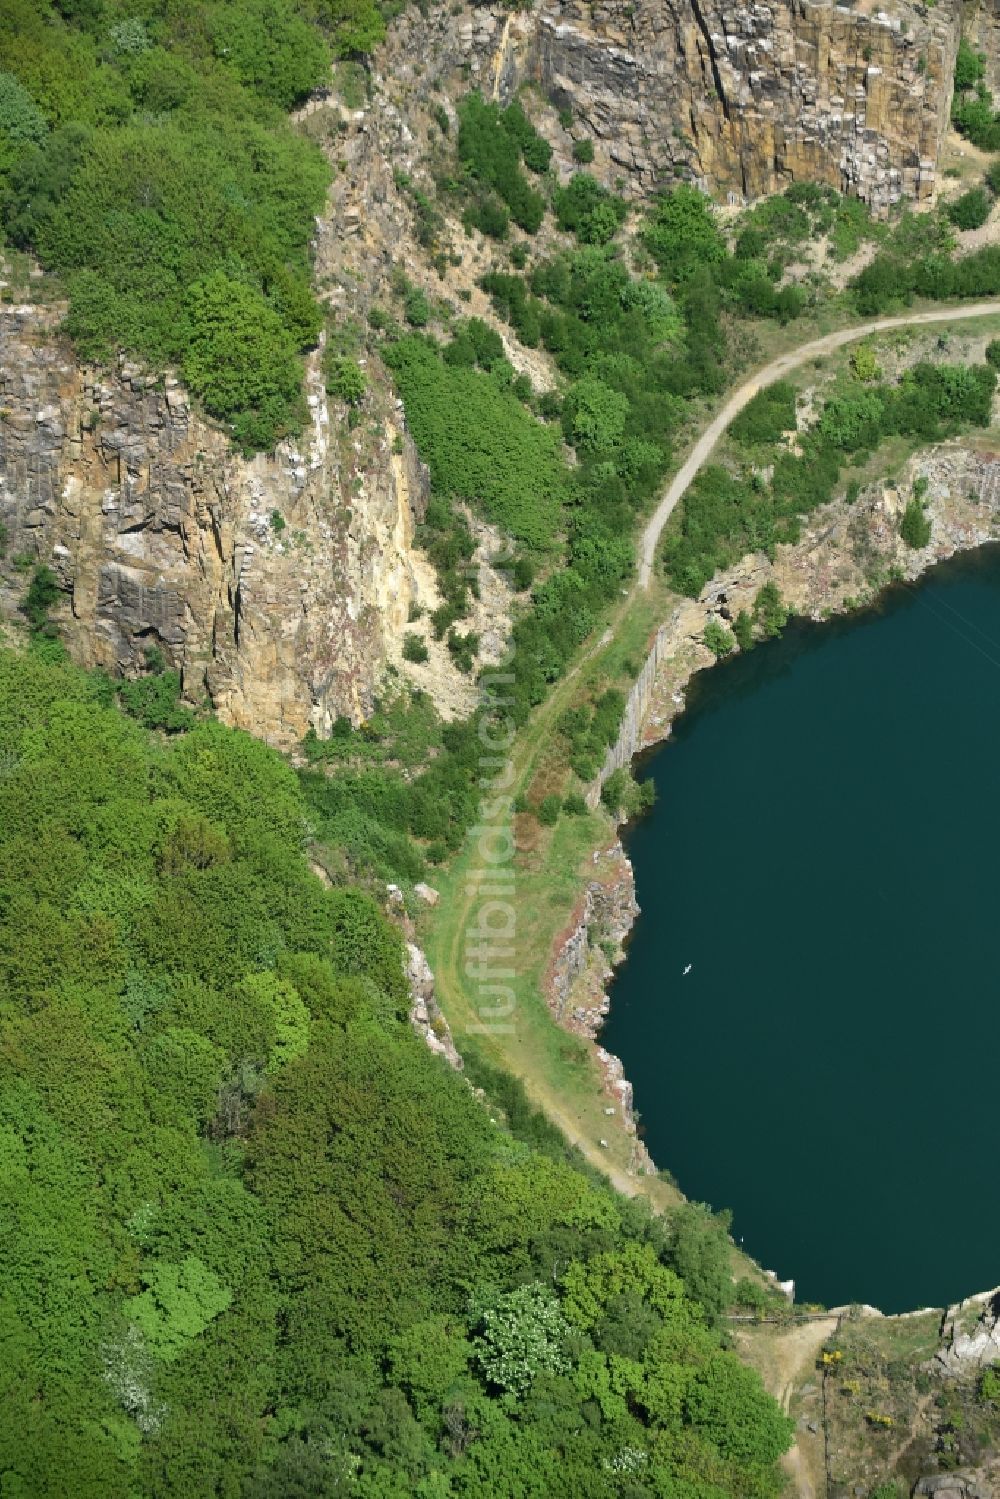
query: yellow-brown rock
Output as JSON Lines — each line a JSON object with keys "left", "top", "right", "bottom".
{"left": 460, "top": 0, "right": 962, "bottom": 213}
{"left": 0, "top": 306, "right": 430, "bottom": 748}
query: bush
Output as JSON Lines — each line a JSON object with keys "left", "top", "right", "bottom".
{"left": 947, "top": 186, "right": 991, "bottom": 231}
{"left": 955, "top": 37, "right": 987, "bottom": 93}
{"left": 601, "top": 768, "right": 629, "bottom": 814}
{"left": 571, "top": 138, "right": 594, "bottom": 164}
{"left": 601, "top": 768, "right": 654, "bottom": 818}
{"left": 325, "top": 354, "right": 366, "bottom": 405}
{"left": 703, "top": 618, "right": 735, "bottom": 658}
{"left": 562, "top": 792, "right": 587, "bottom": 816}
{"left": 553, "top": 173, "right": 627, "bottom": 244}
{"left": 899, "top": 497, "right": 932, "bottom": 549}
{"left": 752, "top": 582, "right": 789, "bottom": 640}
{"left": 383, "top": 335, "right": 566, "bottom": 549}
{"left": 402, "top": 632, "right": 429, "bottom": 664}
{"left": 850, "top": 343, "right": 882, "bottom": 383}
{"left": 457, "top": 92, "right": 546, "bottom": 235}
{"left": 21, "top": 564, "right": 61, "bottom": 635}
{"left": 643, "top": 185, "right": 727, "bottom": 283}
{"left": 446, "top": 627, "right": 479, "bottom": 672}
{"left": 733, "top": 610, "right": 754, "bottom": 651}
{"left": 118, "top": 667, "right": 195, "bottom": 732}
{"left": 986, "top": 339, "right": 1000, "bottom": 370}
{"left": 182, "top": 273, "right": 303, "bottom": 454}
{"left": 404, "top": 287, "right": 431, "bottom": 327}
{"left": 731, "top": 382, "right": 797, "bottom": 445}
{"left": 537, "top": 793, "right": 561, "bottom": 825}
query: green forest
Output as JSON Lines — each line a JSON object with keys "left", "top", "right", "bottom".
{"left": 0, "top": 0, "right": 381, "bottom": 451}
{"left": 7, "top": 4, "right": 1000, "bottom": 1494}
{"left": 0, "top": 646, "right": 794, "bottom": 1496}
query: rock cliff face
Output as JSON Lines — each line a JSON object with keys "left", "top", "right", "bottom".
{"left": 461, "top": 0, "right": 961, "bottom": 213}
{"left": 0, "top": 305, "right": 430, "bottom": 747}
{"left": 0, "top": 0, "right": 971, "bottom": 747}
{"left": 936, "top": 1288, "right": 1000, "bottom": 1377}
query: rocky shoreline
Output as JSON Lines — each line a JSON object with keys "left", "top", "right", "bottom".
{"left": 545, "top": 439, "right": 1000, "bottom": 1279}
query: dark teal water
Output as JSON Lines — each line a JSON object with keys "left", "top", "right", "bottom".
{"left": 603, "top": 547, "right": 1000, "bottom": 1313}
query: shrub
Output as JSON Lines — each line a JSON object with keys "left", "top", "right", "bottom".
{"left": 947, "top": 187, "right": 991, "bottom": 231}
{"left": 850, "top": 343, "right": 882, "bottom": 383}
{"left": 733, "top": 610, "right": 754, "bottom": 651}
{"left": 402, "top": 632, "right": 429, "bottom": 664}
{"left": 553, "top": 173, "right": 627, "bottom": 243}
{"left": 571, "top": 138, "right": 594, "bottom": 164}
{"left": 537, "top": 793, "right": 561, "bottom": 825}
{"left": 703, "top": 618, "right": 735, "bottom": 658}
{"left": 733, "top": 1277, "right": 771, "bottom": 1311}
{"left": 601, "top": 768, "right": 629, "bottom": 813}
{"left": 457, "top": 93, "right": 546, "bottom": 235}
{"left": 404, "top": 288, "right": 431, "bottom": 327}
{"left": 498, "top": 99, "right": 552, "bottom": 173}
{"left": 21, "top": 564, "right": 60, "bottom": 634}
{"left": 562, "top": 792, "right": 587, "bottom": 815}
{"left": 731, "top": 382, "right": 796, "bottom": 445}
{"left": 601, "top": 768, "right": 654, "bottom": 818}
{"left": 752, "top": 582, "right": 789, "bottom": 640}
{"left": 899, "top": 497, "right": 931, "bottom": 549}
{"left": 325, "top": 354, "right": 366, "bottom": 405}
{"left": 986, "top": 339, "right": 1000, "bottom": 370}
{"left": 118, "top": 667, "right": 195, "bottom": 733}
{"left": 955, "top": 37, "right": 987, "bottom": 93}
{"left": 643, "top": 185, "right": 727, "bottom": 283}
{"left": 383, "top": 335, "right": 566, "bottom": 548}
{"left": 182, "top": 273, "right": 303, "bottom": 454}
{"left": 446, "top": 627, "right": 479, "bottom": 672}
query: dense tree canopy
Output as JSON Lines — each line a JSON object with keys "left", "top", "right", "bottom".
{"left": 0, "top": 645, "right": 794, "bottom": 1495}
{"left": 0, "top": 0, "right": 334, "bottom": 450}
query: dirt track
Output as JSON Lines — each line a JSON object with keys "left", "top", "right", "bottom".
{"left": 638, "top": 300, "right": 1000, "bottom": 588}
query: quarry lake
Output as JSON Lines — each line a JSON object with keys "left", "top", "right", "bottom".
{"left": 603, "top": 546, "right": 1000, "bottom": 1314}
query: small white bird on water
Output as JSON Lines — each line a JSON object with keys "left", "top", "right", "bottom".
{"left": 682, "top": 963, "right": 692, "bottom": 976}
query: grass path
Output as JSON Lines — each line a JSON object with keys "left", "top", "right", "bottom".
{"left": 424, "top": 298, "right": 1000, "bottom": 1196}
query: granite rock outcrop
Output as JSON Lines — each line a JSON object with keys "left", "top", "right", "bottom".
{"left": 0, "top": 305, "right": 432, "bottom": 747}
{"left": 456, "top": 0, "right": 962, "bottom": 213}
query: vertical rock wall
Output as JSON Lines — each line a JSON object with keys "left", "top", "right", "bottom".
{"left": 587, "top": 621, "right": 675, "bottom": 808}
{"left": 0, "top": 305, "right": 430, "bottom": 747}
{"left": 459, "top": 0, "right": 961, "bottom": 213}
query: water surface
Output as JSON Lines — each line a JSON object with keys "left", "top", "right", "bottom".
{"left": 603, "top": 547, "right": 1000, "bottom": 1312}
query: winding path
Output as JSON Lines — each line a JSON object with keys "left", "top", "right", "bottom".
{"left": 638, "top": 301, "right": 1000, "bottom": 588}
{"left": 427, "top": 298, "right": 1000, "bottom": 1208}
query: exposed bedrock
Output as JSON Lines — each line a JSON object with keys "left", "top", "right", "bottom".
{"left": 0, "top": 306, "right": 430, "bottom": 748}
{"left": 455, "top": 0, "right": 962, "bottom": 213}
